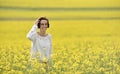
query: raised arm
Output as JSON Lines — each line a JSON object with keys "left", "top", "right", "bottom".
{"left": 26, "top": 19, "right": 39, "bottom": 41}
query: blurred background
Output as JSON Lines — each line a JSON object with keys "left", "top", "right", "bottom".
{"left": 0, "top": 0, "right": 120, "bottom": 43}
{"left": 0, "top": 0, "right": 120, "bottom": 20}
{"left": 0, "top": 0, "right": 120, "bottom": 74}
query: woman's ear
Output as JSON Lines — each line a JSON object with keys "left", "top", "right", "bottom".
{"left": 37, "top": 22, "right": 40, "bottom": 28}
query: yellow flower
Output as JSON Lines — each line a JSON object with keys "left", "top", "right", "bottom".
{"left": 6, "top": 65, "right": 10, "bottom": 71}
{"left": 41, "top": 68, "right": 46, "bottom": 73}
{"left": 43, "top": 57, "right": 48, "bottom": 62}
{"left": 22, "top": 61, "right": 27, "bottom": 65}
{"left": 21, "top": 65, "right": 26, "bottom": 69}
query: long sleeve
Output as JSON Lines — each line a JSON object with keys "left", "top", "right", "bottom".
{"left": 26, "top": 24, "right": 37, "bottom": 41}
{"left": 49, "top": 34, "right": 52, "bottom": 57}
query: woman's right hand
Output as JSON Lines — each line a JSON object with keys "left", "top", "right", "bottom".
{"left": 34, "top": 18, "right": 39, "bottom": 25}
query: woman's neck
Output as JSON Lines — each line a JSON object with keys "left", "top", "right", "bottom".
{"left": 39, "top": 31, "right": 47, "bottom": 36}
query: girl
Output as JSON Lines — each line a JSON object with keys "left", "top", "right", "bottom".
{"left": 27, "top": 17, "right": 52, "bottom": 64}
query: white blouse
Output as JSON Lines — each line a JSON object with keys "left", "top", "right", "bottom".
{"left": 26, "top": 24, "right": 52, "bottom": 61}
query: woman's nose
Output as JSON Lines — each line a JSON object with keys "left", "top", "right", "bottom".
{"left": 43, "top": 24, "right": 47, "bottom": 28}
{"left": 43, "top": 24, "right": 46, "bottom": 27}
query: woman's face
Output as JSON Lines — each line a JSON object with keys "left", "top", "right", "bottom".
{"left": 40, "top": 20, "right": 48, "bottom": 32}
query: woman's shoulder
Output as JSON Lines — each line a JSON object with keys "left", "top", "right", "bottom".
{"left": 47, "top": 33, "right": 52, "bottom": 39}
{"left": 48, "top": 33, "right": 52, "bottom": 37}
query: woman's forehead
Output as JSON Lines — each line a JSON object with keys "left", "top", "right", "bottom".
{"left": 40, "top": 20, "right": 47, "bottom": 23}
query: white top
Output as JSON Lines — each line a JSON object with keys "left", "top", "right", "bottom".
{"left": 26, "top": 24, "right": 52, "bottom": 61}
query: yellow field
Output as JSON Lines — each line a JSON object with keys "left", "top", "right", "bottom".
{"left": 0, "top": 20, "right": 120, "bottom": 74}
{"left": 0, "top": 0, "right": 120, "bottom": 74}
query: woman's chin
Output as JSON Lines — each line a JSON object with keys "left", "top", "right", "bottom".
{"left": 41, "top": 30, "right": 46, "bottom": 32}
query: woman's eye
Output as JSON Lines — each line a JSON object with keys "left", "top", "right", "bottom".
{"left": 41, "top": 23, "right": 47, "bottom": 25}
{"left": 41, "top": 24, "right": 44, "bottom": 25}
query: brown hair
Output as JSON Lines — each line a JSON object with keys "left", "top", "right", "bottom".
{"left": 37, "top": 17, "right": 50, "bottom": 28}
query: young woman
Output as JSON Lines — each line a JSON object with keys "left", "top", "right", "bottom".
{"left": 27, "top": 17, "right": 52, "bottom": 63}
